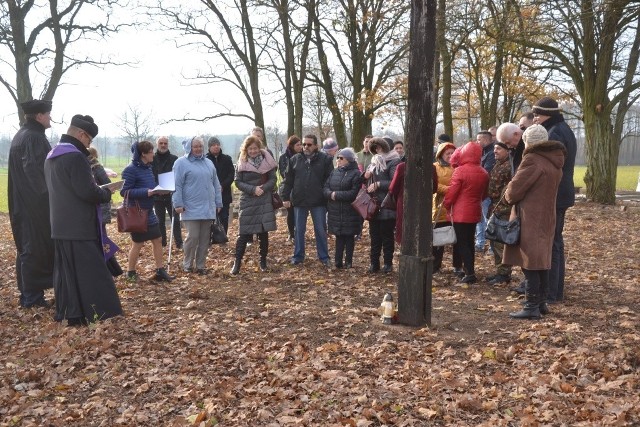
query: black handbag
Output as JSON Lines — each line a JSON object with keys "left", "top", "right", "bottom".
{"left": 271, "top": 192, "right": 284, "bottom": 210}
{"left": 210, "top": 220, "right": 229, "bottom": 244}
{"left": 381, "top": 193, "right": 396, "bottom": 210}
{"left": 485, "top": 194, "right": 520, "bottom": 245}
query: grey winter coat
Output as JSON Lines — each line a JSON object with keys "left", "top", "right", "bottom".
{"left": 323, "top": 161, "right": 363, "bottom": 236}
{"left": 235, "top": 150, "right": 278, "bottom": 235}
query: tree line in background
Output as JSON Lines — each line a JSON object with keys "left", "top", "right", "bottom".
{"left": 1, "top": 0, "right": 639, "bottom": 203}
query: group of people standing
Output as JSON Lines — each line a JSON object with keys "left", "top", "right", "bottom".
{"left": 8, "top": 94, "right": 576, "bottom": 326}
{"left": 9, "top": 100, "right": 123, "bottom": 325}
{"left": 432, "top": 96, "right": 577, "bottom": 320}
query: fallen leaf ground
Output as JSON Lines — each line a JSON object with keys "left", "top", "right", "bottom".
{"left": 1, "top": 200, "right": 639, "bottom": 426}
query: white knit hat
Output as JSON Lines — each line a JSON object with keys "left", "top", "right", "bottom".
{"left": 522, "top": 124, "right": 548, "bottom": 146}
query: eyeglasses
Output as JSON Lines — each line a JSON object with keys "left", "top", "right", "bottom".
{"left": 336, "top": 156, "right": 344, "bottom": 160}
{"left": 302, "top": 143, "right": 314, "bottom": 147}
{"left": 83, "top": 131, "right": 93, "bottom": 143}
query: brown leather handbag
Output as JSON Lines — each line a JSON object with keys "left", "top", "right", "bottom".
{"left": 116, "top": 191, "right": 148, "bottom": 233}
{"left": 351, "top": 188, "right": 380, "bottom": 221}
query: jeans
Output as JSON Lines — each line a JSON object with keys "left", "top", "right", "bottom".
{"left": 293, "top": 206, "right": 329, "bottom": 262}
{"left": 154, "top": 199, "right": 183, "bottom": 247}
{"left": 475, "top": 197, "right": 491, "bottom": 249}
{"left": 548, "top": 208, "right": 567, "bottom": 302}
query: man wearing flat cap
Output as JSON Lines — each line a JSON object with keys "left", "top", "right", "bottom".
{"left": 532, "top": 96, "right": 577, "bottom": 304}
{"left": 44, "top": 115, "right": 123, "bottom": 326}
{"left": 8, "top": 99, "right": 55, "bottom": 308}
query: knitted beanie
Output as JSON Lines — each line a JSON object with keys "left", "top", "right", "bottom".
{"left": 532, "top": 97, "right": 561, "bottom": 116}
{"left": 522, "top": 124, "right": 548, "bottom": 146}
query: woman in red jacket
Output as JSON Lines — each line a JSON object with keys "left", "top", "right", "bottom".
{"left": 443, "top": 142, "right": 489, "bottom": 283}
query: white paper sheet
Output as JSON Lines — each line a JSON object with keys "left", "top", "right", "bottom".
{"left": 153, "top": 171, "right": 175, "bottom": 192}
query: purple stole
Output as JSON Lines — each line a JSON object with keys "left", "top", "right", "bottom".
{"left": 47, "top": 143, "right": 119, "bottom": 260}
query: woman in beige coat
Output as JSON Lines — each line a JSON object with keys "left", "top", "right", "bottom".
{"left": 503, "top": 124, "right": 566, "bottom": 319}
{"left": 432, "top": 142, "right": 462, "bottom": 275}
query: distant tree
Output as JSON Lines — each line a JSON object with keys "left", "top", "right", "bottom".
{"left": 517, "top": 0, "right": 640, "bottom": 203}
{"left": 154, "top": 0, "right": 267, "bottom": 134}
{"left": 310, "top": 0, "right": 410, "bottom": 152}
{"left": 117, "top": 104, "right": 154, "bottom": 145}
{"left": 0, "top": 0, "right": 128, "bottom": 125}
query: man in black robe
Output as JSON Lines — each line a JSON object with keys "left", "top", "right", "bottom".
{"left": 8, "top": 99, "right": 55, "bottom": 308}
{"left": 44, "top": 115, "right": 123, "bottom": 325}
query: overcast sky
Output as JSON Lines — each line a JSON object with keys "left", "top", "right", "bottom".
{"left": 0, "top": 21, "right": 271, "bottom": 140}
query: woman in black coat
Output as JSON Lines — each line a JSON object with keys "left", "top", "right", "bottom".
{"left": 363, "top": 137, "right": 401, "bottom": 273}
{"left": 231, "top": 135, "right": 278, "bottom": 274}
{"left": 323, "top": 148, "right": 362, "bottom": 268}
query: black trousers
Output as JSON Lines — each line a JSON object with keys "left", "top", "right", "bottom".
{"left": 154, "top": 199, "right": 182, "bottom": 246}
{"left": 335, "top": 235, "right": 355, "bottom": 266}
{"left": 452, "top": 222, "right": 476, "bottom": 275}
{"left": 369, "top": 218, "right": 396, "bottom": 266}
{"left": 432, "top": 222, "right": 462, "bottom": 271}
{"left": 218, "top": 203, "right": 231, "bottom": 233}
{"left": 286, "top": 206, "right": 295, "bottom": 238}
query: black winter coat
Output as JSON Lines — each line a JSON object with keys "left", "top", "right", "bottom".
{"left": 206, "top": 151, "right": 235, "bottom": 205}
{"left": 323, "top": 161, "right": 363, "bottom": 236}
{"left": 280, "top": 151, "right": 334, "bottom": 207}
{"left": 541, "top": 115, "right": 577, "bottom": 209}
{"left": 367, "top": 157, "right": 401, "bottom": 221}
{"left": 44, "top": 135, "right": 111, "bottom": 240}
{"left": 152, "top": 150, "right": 178, "bottom": 201}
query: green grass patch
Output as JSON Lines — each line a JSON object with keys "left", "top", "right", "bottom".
{"left": 574, "top": 165, "right": 640, "bottom": 191}
{"left": 0, "top": 173, "right": 7, "bottom": 213}
{"left": 1, "top": 165, "right": 638, "bottom": 214}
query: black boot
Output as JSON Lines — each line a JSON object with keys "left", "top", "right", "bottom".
{"left": 230, "top": 234, "right": 249, "bottom": 275}
{"left": 258, "top": 232, "right": 269, "bottom": 272}
{"left": 154, "top": 267, "right": 174, "bottom": 282}
{"left": 510, "top": 294, "right": 541, "bottom": 319}
{"left": 231, "top": 260, "right": 241, "bottom": 275}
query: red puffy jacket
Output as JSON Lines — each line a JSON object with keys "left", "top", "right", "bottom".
{"left": 443, "top": 142, "right": 489, "bottom": 223}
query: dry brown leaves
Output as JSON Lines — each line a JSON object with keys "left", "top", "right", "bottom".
{"left": 0, "top": 200, "right": 639, "bottom": 426}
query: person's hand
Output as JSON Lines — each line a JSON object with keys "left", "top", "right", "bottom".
{"left": 331, "top": 192, "right": 336, "bottom": 200}
{"left": 147, "top": 189, "right": 155, "bottom": 197}
{"left": 283, "top": 201, "right": 291, "bottom": 208}
{"left": 254, "top": 186, "right": 264, "bottom": 196}
{"left": 364, "top": 171, "right": 372, "bottom": 179}
{"left": 175, "top": 207, "right": 184, "bottom": 214}
{"left": 367, "top": 182, "right": 377, "bottom": 193}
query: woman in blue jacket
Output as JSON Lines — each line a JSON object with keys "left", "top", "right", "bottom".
{"left": 121, "top": 141, "right": 173, "bottom": 282}
{"left": 173, "top": 136, "right": 223, "bottom": 274}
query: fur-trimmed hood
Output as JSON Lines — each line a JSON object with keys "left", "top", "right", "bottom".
{"left": 523, "top": 140, "right": 566, "bottom": 169}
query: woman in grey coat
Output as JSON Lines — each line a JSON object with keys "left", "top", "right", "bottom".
{"left": 231, "top": 135, "right": 278, "bottom": 274}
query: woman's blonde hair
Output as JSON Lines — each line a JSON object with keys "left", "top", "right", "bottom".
{"left": 239, "top": 135, "right": 263, "bottom": 162}
{"left": 87, "top": 146, "right": 99, "bottom": 161}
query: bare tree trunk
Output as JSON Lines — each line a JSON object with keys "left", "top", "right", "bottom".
{"left": 397, "top": 0, "right": 437, "bottom": 327}
{"left": 583, "top": 112, "right": 618, "bottom": 204}
{"left": 436, "top": 0, "right": 453, "bottom": 137}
